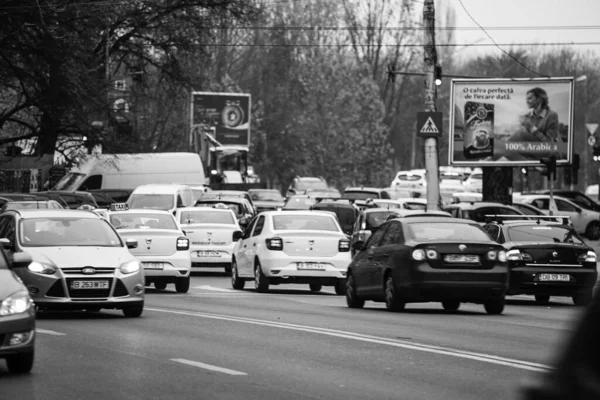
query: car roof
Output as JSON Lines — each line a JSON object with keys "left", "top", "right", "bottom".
{"left": 492, "top": 220, "right": 569, "bottom": 228}
{"left": 260, "top": 210, "right": 338, "bottom": 217}
{"left": 11, "top": 209, "right": 102, "bottom": 219}
{"left": 445, "top": 202, "right": 515, "bottom": 209}
{"left": 344, "top": 187, "right": 383, "bottom": 192}
{"left": 248, "top": 188, "right": 280, "bottom": 192}
{"left": 132, "top": 184, "right": 190, "bottom": 193}
{"left": 391, "top": 216, "right": 473, "bottom": 224}
{"left": 110, "top": 209, "right": 173, "bottom": 216}
{"left": 196, "top": 197, "right": 246, "bottom": 204}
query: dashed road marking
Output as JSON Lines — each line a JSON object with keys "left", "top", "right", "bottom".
{"left": 171, "top": 358, "right": 247, "bottom": 376}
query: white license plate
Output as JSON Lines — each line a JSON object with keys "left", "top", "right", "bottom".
{"left": 538, "top": 274, "right": 570, "bottom": 282}
{"left": 297, "top": 263, "right": 326, "bottom": 270}
{"left": 444, "top": 254, "right": 480, "bottom": 263}
{"left": 143, "top": 262, "right": 165, "bottom": 270}
{"left": 71, "top": 280, "right": 109, "bottom": 289}
{"left": 197, "top": 251, "right": 221, "bottom": 257}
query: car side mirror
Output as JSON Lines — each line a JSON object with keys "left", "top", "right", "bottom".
{"left": 233, "top": 231, "right": 243, "bottom": 241}
{"left": 352, "top": 241, "right": 365, "bottom": 251}
{"left": 11, "top": 252, "right": 32, "bottom": 268}
{"left": 125, "top": 238, "right": 138, "bottom": 249}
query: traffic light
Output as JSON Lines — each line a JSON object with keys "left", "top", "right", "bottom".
{"left": 434, "top": 65, "right": 442, "bottom": 86}
{"left": 540, "top": 156, "right": 557, "bottom": 181}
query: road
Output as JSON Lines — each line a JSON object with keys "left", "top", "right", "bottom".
{"left": 0, "top": 270, "right": 591, "bottom": 400}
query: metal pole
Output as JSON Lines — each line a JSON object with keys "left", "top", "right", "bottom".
{"left": 423, "top": 0, "right": 440, "bottom": 211}
{"left": 549, "top": 173, "right": 554, "bottom": 216}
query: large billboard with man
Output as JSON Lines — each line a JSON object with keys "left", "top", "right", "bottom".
{"left": 191, "top": 92, "right": 251, "bottom": 147}
{"left": 449, "top": 78, "right": 574, "bottom": 166}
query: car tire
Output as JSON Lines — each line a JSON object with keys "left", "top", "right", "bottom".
{"left": 573, "top": 291, "right": 593, "bottom": 306}
{"left": 254, "top": 261, "right": 269, "bottom": 293}
{"left": 585, "top": 221, "right": 600, "bottom": 240}
{"left": 442, "top": 300, "right": 460, "bottom": 312}
{"left": 484, "top": 298, "right": 505, "bottom": 315}
{"left": 334, "top": 279, "right": 346, "bottom": 296}
{"left": 345, "top": 273, "right": 364, "bottom": 309}
{"left": 535, "top": 295, "right": 550, "bottom": 305}
{"left": 122, "top": 303, "right": 144, "bottom": 318}
{"left": 384, "top": 276, "right": 405, "bottom": 312}
{"left": 6, "top": 350, "right": 34, "bottom": 374}
{"left": 154, "top": 282, "right": 167, "bottom": 290}
{"left": 175, "top": 277, "right": 190, "bottom": 293}
{"left": 309, "top": 283, "right": 322, "bottom": 292}
{"left": 231, "top": 260, "right": 245, "bottom": 290}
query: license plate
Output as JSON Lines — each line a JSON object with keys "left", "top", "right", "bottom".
{"left": 297, "top": 262, "right": 326, "bottom": 270}
{"left": 71, "top": 280, "right": 109, "bottom": 289}
{"left": 444, "top": 254, "right": 480, "bottom": 263}
{"left": 538, "top": 274, "right": 570, "bottom": 282}
{"left": 143, "top": 262, "right": 165, "bottom": 270}
{"left": 197, "top": 250, "right": 221, "bottom": 257}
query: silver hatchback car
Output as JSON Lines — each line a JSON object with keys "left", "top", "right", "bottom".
{"left": 0, "top": 209, "right": 145, "bottom": 317}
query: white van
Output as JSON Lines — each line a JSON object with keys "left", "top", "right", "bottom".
{"left": 52, "top": 153, "right": 205, "bottom": 191}
{"left": 126, "top": 184, "right": 195, "bottom": 214}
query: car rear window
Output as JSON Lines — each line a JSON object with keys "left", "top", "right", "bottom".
{"left": 342, "top": 191, "right": 379, "bottom": 200}
{"left": 507, "top": 225, "right": 584, "bottom": 244}
{"left": 407, "top": 222, "right": 490, "bottom": 241}
{"left": 366, "top": 211, "right": 399, "bottom": 230}
{"left": 397, "top": 174, "right": 421, "bottom": 181}
{"left": 129, "top": 194, "right": 174, "bottom": 210}
{"left": 283, "top": 196, "right": 315, "bottom": 210}
{"left": 180, "top": 210, "right": 235, "bottom": 225}
{"left": 110, "top": 213, "right": 178, "bottom": 230}
{"left": 273, "top": 215, "right": 339, "bottom": 232}
{"left": 196, "top": 201, "right": 242, "bottom": 215}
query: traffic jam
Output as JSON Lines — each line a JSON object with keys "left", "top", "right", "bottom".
{"left": 0, "top": 168, "right": 598, "bottom": 379}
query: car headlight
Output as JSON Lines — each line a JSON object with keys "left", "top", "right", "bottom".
{"left": 0, "top": 291, "right": 34, "bottom": 316}
{"left": 28, "top": 261, "right": 57, "bottom": 275}
{"left": 120, "top": 260, "right": 140, "bottom": 274}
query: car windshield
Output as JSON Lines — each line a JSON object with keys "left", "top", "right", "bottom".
{"left": 408, "top": 222, "right": 490, "bottom": 241}
{"left": 507, "top": 225, "right": 584, "bottom": 244}
{"left": 513, "top": 204, "right": 543, "bottom": 216}
{"left": 250, "top": 191, "right": 283, "bottom": 202}
{"left": 297, "top": 180, "right": 328, "bottom": 191}
{"left": 366, "top": 211, "right": 399, "bottom": 230}
{"left": 567, "top": 194, "right": 595, "bottom": 209}
{"left": 273, "top": 215, "right": 339, "bottom": 232}
{"left": 129, "top": 194, "right": 174, "bottom": 210}
{"left": 179, "top": 210, "right": 235, "bottom": 225}
{"left": 110, "top": 213, "right": 177, "bottom": 230}
{"left": 397, "top": 174, "right": 421, "bottom": 181}
{"left": 20, "top": 217, "right": 122, "bottom": 247}
{"left": 342, "top": 191, "right": 378, "bottom": 200}
{"left": 385, "top": 189, "right": 413, "bottom": 199}
{"left": 283, "top": 196, "right": 315, "bottom": 210}
{"left": 404, "top": 202, "right": 427, "bottom": 211}
{"left": 196, "top": 201, "right": 242, "bottom": 216}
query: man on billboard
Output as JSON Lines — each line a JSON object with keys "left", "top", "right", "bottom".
{"left": 507, "top": 87, "right": 561, "bottom": 143}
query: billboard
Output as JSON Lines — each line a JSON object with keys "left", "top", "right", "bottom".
{"left": 449, "top": 78, "right": 574, "bottom": 166}
{"left": 191, "top": 92, "right": 251, "bottom": 147}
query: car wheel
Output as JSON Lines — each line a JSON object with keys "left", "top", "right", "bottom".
{"left": 484, "top": 298, "right": 505, "bottom": 315}
{"left": 122, "top": 303, "right": 144, "bottom": 318}
{"left": 585, "top": 221, "right": 600, "bottom": 240}
{"left": 309, "top": 283, "right": 322, "bottom": 292}
{"left": 345, "top": 273, "right": 364, "bottom": 309}
{"left": 442, "top": 300, "right": 460, "bottom": 312}
{"left": 384, "top": 276, "right": 405, "bottom": 312}
{"left": 154, "top": 282, "right": 167, "bottom": 290}
{"left": 573, "top": 291, "right": 593, "bottom": 306}
{"left": 231, "top": 260, "right": 245, "bottom": 290}
{"left": 6, "top": 350, "right": 34, "bottom": 374}
{"left": 334, "top": 278, "right": 346, "bottom": 296}
{"left": 535, "top": 294, "right": 550, "bottom": 305}
{"left": 175, "top": 277, "right": 190, "bottom": 293}
{"left": 254, "top": 261, "right": 269, "bottom": 293}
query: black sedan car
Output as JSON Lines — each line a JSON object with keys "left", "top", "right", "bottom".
{"left": 482, "top": 217, "right": 597, "bottom": 306}
{"left": 346, "top": 217, "right": 509, "bottom": 314}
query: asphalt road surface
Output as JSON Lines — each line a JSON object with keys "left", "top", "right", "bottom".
{"left": 1, "top": 269, "right": 592, "bottom": 400}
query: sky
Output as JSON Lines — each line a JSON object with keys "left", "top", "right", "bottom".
{"left": 442, "top": 0, "right": 600, "bottom": 59}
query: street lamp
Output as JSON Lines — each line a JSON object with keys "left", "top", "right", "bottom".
{"left": 575, "top": 75, "right": 589, "bottom": 190}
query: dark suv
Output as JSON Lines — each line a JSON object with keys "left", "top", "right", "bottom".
{"left": 310, "top": 198, "right": 358, "bottom": 236}
{"left": 286, "top": 176, "right": 328, "bottom": 197}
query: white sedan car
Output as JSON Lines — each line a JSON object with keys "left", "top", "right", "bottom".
{"left": 174, "top": 206, "right": 242, "bottom": 274}
{"left": 109, "top": 209, "right": 191, "bottom": 293}
{"left": 230, "top": 211, "right": 352, "bottom": 294}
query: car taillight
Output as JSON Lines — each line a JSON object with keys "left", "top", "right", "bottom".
{"left": 176, "top": 237, "right": 189, "bottom": 251}
{"left": 266, "top": 237, "right": 283, "bottom": 251}
{"left": 339, "top": 239, "right": 350, "bottom": 252}
{"left": 578, "top": 251, "right": 597, "bottom": 263}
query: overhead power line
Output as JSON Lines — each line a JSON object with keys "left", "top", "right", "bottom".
{"left": 175, "top": 42, "right": 600, "bottom": 47}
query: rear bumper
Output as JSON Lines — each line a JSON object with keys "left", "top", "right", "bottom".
{"left": 0, "top": 310, "right": 36, "bottom": 357}
{"left": 261, "top": 254, "right": 351, "bottom": 279}
{"left": 508, "top": 267, "right": 598, "bottom": 296}
{"left": 138, "top": 253, "right": 191, "bottom": 278}
{"left": 190, "top": 245, "right": 234, "bottom": 265}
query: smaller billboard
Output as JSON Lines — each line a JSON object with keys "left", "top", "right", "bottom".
{"left": 191, "top": 92, "right": 251, "bottom": 147}
{"left": 449, "top": 78, "right": 574, "bottom": 166}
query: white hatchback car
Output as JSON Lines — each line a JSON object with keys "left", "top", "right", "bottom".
{"left": 174, "top": 206, "right": 242, "bottom": 274}
{"left": 390, "top": 170, "right": 426, "bottom": 189}
{"left": 109, "top": 208, "right": 191, "bottom": 293}
{"left": 230, "top": 211, "right": 352, "bottom": 294}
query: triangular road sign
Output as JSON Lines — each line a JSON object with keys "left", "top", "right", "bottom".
{"left": 420, "top": 116, "right": 440, "bottom": 134}
{"left": 586, "top": 123, "right": 598, "bottom": 135}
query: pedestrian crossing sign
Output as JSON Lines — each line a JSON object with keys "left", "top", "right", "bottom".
{"left": 417, "top": 112, "right": 443, "bottom": 138}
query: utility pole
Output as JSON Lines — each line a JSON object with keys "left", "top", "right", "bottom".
{"left": 423, "top": 0, "right": 440, "bottom": 211}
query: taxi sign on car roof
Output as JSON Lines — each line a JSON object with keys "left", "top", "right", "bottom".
{"left": 110, "top": 203, "right": 129, "bottom": 211}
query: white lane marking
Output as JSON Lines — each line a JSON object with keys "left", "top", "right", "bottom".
{"left": 148, "top": 307, "right": 551, "bottom": 373}
{"left": 36, "top": 328, "right": 66, "bottom": 336}
{"left": 193, "top": 285, "right": 236, "bottom": 292}
{"left": 171, "top": 358, "right": 247, "bottom": 376}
